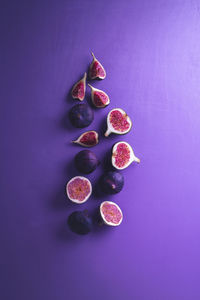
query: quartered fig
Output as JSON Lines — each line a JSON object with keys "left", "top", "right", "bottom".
{"left": 71, "top": 73, "right": 86, "bottom": 101}
{"left": 100, "top": 201, "right": 123, "bottom": 226}
{"left": 75, "top": 150, "right": 100, "bottom": 174}
{"left": 69, "top": 103, "right": 94, "bottom": 128}
{"left": 72, "top": 131, "right": 99, "bottom": 147}
{"left": 66, "top": 176, "right": 92, "bottom": 204}
{"left": 112, "top": 141, "right": 140, "bottom": 170}
{"left": 89, "top": 52, "right": 106, "bottom": 80}
{"left": 88, "top": 84, "right": 110, "bottom": 108}
{"left": 100, "top": 171, "right": 124, "bottom": 194}
{"left": 105, "top": 108, "right": 132, "bottom": 137}
{"left": 68, "top": 210, "right": 93, "bottom": 235}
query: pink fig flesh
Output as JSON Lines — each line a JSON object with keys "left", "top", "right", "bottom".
{"left": 100, "top": 201, "right": 123, "bottom": 226}
{"left": 110, "top": 110, "right": 130, "bottom": 132}
{"left": 88, "top": 84, "right": 110, "bottom": 108}
{"left": 71, "top": 73, "right": 86, "bottom": 101}
{"left": 89, "top": 52, "right": 106, "bottom": 80}
{"left": 73, "top": 131, "right": 98, "bottom": 147}
{"left": 113, "top": 143, "right": 131, "bottom": 169}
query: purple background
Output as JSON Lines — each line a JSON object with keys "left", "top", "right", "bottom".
{"left": 1, "top": 1, "right": 200, "bottom": 299}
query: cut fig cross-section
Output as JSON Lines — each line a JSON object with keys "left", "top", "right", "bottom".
{"left": 100, "top": 201, "right": 123, "bottom": 226}
{"left": 105, "top": 108, "right": 132, "bottom": 137}
{"left": 71, "top": 73, "right": 87, "bottom": 101}
{"left": 72, "top": 131, "right": 99, "bottom": 147}
{"left": 112, "top": 141, "right": 140, "bottom": 170}
{"left": 89, "top": 52, "right": 106, "bottom": 80}
{"left": 66, "top": 176, "right": 92, "bottom": 204}
{"left": 88, "top": 84, "right": 110, "bottom": 108}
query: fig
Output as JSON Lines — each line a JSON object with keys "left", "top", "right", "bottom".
{"left": 66, "top": 176, "right": 92, "bottom": 204}
{"left": 88, "top": 84, "right": 110, "bottom": 108}
{"left": 71, "top": 73, "right": 86, "bottom": 101}
{"left": 72, "top": 131, "right": 99, "bottom": 147}
{"left": 68, "top": 210, "right": 93, "bottom": 235}
{"left": 105, "top": 108, "right": 132, "bottom": 137}
{"left": 75, "top": 150, "right": 99, "bottom": 174}
{"left": 112, "top": 141, "right": 140, "bottom": 170}
{"left": 69, "top": 103, "right": 94, "bottom": 128}
{"left": 100, "top": 171, "right": 124, "bottom": 194}
{"left": 89, "top": 52, "right": 106, "bottom": 80}
{"left": 100, "top": 201, "right": 123, "bottom": 226}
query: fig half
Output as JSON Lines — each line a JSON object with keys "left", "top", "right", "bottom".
{"left": 105, "top": 108, "right": 132, "bottom": 137}
{"left": 66, "top": 176, "right": 92, "bottom": 204}
{"left": 88, "top": 84, "right": 110, "bottom": 108}
{"left": 71, "top": 73, "right": 86, "bottom": 101}
{"left": 100, "top": 201, "right": 123, "bottom": 226}
{"left": 72, "top": 131, "right": 99, "bottom": 147}
{"left": 89, "top": 52, "right": 106, "bottom": 80}
{"left": 112, "top": 141, "right": 140, "bottom": 170}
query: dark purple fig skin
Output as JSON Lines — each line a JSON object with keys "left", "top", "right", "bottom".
{"left": 69, "top": 103, "right": 94, "bottom": 128}
{"left": 100, "top": 171, "right": 124, "bottom": 194}
{"left": 68, "top": 211, "right": 93, "bottom": 235}
{"left": 75, "top": 150, "right": 99, "bottom": 174}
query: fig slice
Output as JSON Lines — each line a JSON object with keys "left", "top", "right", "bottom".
{"left": 71, "top": 73, "right": 87, "bottom": 101}
{"left": 100, "top": 201, "right": 123, "bottom": 226}
{"left": 66, "top": 176, "right": 92, "bottom": 204}
{"left": 88, "top": 84, "right": 110, "bottom": 108}
{"left": 72, "top": 131, "right": 99, "bottom": 147}
{"left": 112, "top": 141, "right": 140, "bottom": 170}
{"left": 89, "top": 52, "right": 106, "bottom": 80}
{"left": 104, "top": 108, "right": 132, "bottom": 137}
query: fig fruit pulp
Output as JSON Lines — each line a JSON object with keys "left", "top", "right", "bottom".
{"left": 100, "top": 201, "right": 123, "bottom": 226}
{"left": 100, "top": 171, "right": 124, "bottom": 194}
{"left": 75, "top": 150, "right": 99, "bottom": 174}
{"left": 69, "top": 103, "right": 94, "bottom": 128}
{"left": 88, "top": 84, "right": 110, "bottom": 108}
{"left": 112, "top": 141, "right": 140, "bottom": 170}
{"left": 66, "top": 176, "right": 92, "bottom": 204}
{"left": 72, "top": 131, "right": 99, "bottom": 147}
{"left": 71, "top": 73, "right": 86, "bottom": 101}
{"left": 105, "top": 108, "right": 132, "bottom": 137}
{"left": 68, "top": 211, "right": 93, "bottom": 235}
{"left": 89, "top": 52, "right": 106, "bottom": 80}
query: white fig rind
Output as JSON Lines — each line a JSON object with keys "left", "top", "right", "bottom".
{"left": 100, "top": 201, "right": 123, "bottom": 226}
{"left": 72, "top": 131, "right": 99, "bottom": 147}
{"left": 66, "top": 176, "right": 92, "bottom": 204}
{"left": 104, "top": 108, "right": 132, "bottom": 137}
{"left": 71, "top": 72, "right": 87, "bottom": 101}
{"left": 88, "top": 84, "right": 110, "bottom": 108}
{"left": 112, "top": 141, "right": 140, "bottom": 170}
{"left": 89, "top": 52, "right": 106, "bottom": 80}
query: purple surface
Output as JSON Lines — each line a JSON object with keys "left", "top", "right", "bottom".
{"left": 1, "top": 1, "right": 200, "bottom": 299}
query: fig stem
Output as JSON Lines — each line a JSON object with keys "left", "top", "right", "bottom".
{"left": 91, "top": 52, "right": 96, "bottom": 60}
{"left": 104, "top": 128, "right": 111, "bottom": 137}
{"left": 134, "top": 156, "right": 141, "bottom": 163}
{"left": 88, "top": 83, "right": 93, "bottom": 90}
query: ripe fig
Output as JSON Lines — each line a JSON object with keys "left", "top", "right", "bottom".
{"left": 89, "top": 52, "right": 106, "bottom": 80}
{"left": 66, "top": 176, "right": 92, "bottom": 204}
{"left": 100, "top": 171, "right": 124, "bottom": 194}
{"left": 72, "top": 131, "right": 99, "bottom": 147}
{"left": 71, "top": 73, "right": 86, "bottom": 101}
{"left": 112, "top": 141, "right": 140, "bottom": 170}
{"left": 105, "top": 108, "right": 132, "bottom": 137}
{"left": 69, "top": 103, "right": 94, "bottom": 128}
{"left": 88, "top": 84, "right": 110, "bottom": 108}
{"left": 75, "top": 150, "right": 99, "bottom": 174}
{"left": 68, "top": 210, "right": 93, "bottom": 235}
{"left": 100, "top": 201, "right": 123, "bottom": 226}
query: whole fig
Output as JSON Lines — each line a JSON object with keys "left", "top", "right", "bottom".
{"left": 75, "top": 150, "right": 99, "bottom": 174}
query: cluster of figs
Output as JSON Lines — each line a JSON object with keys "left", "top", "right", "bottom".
{"left": 67, "top": 52, "right": 140, "bottom": 235}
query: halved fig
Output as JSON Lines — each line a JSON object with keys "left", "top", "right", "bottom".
{"left": 72, "top": 131, "right": 99, "bottom": 147}
{"left": 71, "top": 73, "right": 86, "bottom": 101}
{"left": 105, "top": 108, "right": 132, "bottom": 137}
{"left": 66, "top": 176, "right": 92, "bottom": 204}
{"left": 89, "top": 52, "right": 106, "bottom": 80}
{"left": 100, "top": 201, "right": 123, "bottom": 226}
{"left": 88, "top": 84, "right": 110, "bottom": 108}
{"left": 112, "top": 141, "right": 140, "bottom": 170}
